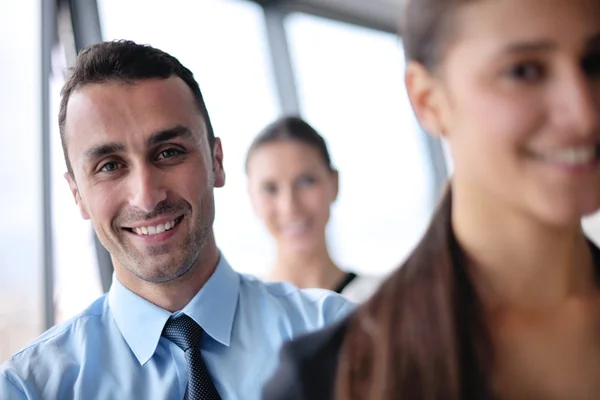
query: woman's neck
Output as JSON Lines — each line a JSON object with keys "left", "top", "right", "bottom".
{"left": 452, "top": 183, "right": 596, "bottom": 310}
{"left": 266, "top": 243, "right": 346, "bottom": 290}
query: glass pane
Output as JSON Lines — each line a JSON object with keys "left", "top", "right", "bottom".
{"left": 50, "top": 43, "right": 102, "bottom": 324}
{"left": 286, "top": 13, "right": 436, "bottom": 276}
{"left": 97, "top": 0, "right": 280, "bottom": 276}
{"left": 0, "top": 0, "right": 45, "bottom": 360}
{"left": 584, "top": 212, "right": 600, "bottom": 244}
{"left": 442, "top": 139, "right": 454, "bottom": 174}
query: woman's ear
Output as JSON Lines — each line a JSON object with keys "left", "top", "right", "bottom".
{"left": 405, "top": 61, "right": 447, "bottom": 138}
{"left": 331, "top": 169, "right": 339, "bottom": 202}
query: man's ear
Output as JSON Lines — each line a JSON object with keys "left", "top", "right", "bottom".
{"left": 212, "top": 138, "right": 226, "bottom": 188}
{"left": 64, "top": 172, "right": 90, "bottom": 220}
{"left": 405, "top": 61, "right": 447, "bottom": 137}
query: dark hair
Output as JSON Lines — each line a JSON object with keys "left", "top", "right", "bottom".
{"left": 335, "top": 187, "right": 492, "bottom": 399}
{"left": 335, "top": 1, "right": 493, "bottom": 399}
{"left": 401, "top": 0, "right": 472, "bottom": 70}
{"left": 245, "top": 116, "right": 334, "bottom": 172}
{"left": 59, "top": 39, "right": 215, "bottom": 176}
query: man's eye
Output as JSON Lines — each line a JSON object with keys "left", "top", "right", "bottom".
{"left": 157, "top": 148, "right": 182, "bottom": 160}
{"left": 297, "top": 175, "right": 316, "bottom": 187}
{"left": 100, "top": 162, "right": 121, "bottom": 172}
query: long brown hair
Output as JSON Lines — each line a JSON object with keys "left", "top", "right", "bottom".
{"left": 335, "top": 186, "right": 491, "bottom": 399}
{"left": 335, "top": 1, "right": 493, "bottom": 398}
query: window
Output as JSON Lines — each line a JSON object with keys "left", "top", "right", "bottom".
{"left": 97, "top": 0, "right": 280, "bottom": 276}
{"left": 584, "top": 212, "right": 600, "bottom": 244}
{"left": 50, "top": 44, "right": 102, "bottom": 324}
{"left": 286, "top": 13, "right": 436, "bottom": 276}
{"left": 0, "top": 0, "right": 45, "bottom": 359}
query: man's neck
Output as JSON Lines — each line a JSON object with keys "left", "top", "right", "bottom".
{"left": 114, "top": 243, "right": 220, "bottom": 312}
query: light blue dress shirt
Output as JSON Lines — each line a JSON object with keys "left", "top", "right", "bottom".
{"left": 0, "top": 255, "right": 354, "bottom": 399}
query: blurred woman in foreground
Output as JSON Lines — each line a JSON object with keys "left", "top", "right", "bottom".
{"left": 246, "top": 116, "right": 382, "bottom": 302}
{"left": 263, "top": 0, "right": 600, "bottom": 398}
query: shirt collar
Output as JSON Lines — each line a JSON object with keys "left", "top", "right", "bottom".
{"left": 108, "top": 254, "right": 240, "bottom": 365}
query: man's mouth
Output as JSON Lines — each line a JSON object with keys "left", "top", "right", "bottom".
{"left": 123, "top": 216, "right": 184, "bottom": 236}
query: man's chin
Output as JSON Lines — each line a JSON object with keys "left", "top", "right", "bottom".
{"left": 121, "top": 253, "right": 193, "bottom": 284}
{"left": 130, "top": 265, "right": 190, "bottom": 284}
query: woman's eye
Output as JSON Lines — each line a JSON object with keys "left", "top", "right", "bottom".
{"left": 262, "top": 183, "right": 278, "bottom": 195}
{"left": 505, "top": 62, "right": 545, "bottom": 82}
{"left": 582, "top": 53, "right": 600, "bottom": 78}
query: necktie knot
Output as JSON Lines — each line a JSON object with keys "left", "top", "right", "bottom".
{"left": 162, "top": 314, "right": 203, "bottom": 352}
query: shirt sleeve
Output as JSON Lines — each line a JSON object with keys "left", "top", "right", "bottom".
{"left": 0, "top": 371, "right": 27, "bottom": 400}
{"left": 332, "top": 299, "right": 356, "bottom": 322}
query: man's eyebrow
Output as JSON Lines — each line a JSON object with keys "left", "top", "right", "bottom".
{"left": 84, "top": 142, "right": 125, "bottom": 163}
{"left": 147, "top": 125, "right": 193, "bottom": 146}
{"left": 83, "top": 125, "right": 193, "bottom": 165}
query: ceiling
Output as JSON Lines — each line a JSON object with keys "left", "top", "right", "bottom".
{"left": 253, "top": 0, "right": 404, "bottom": 33}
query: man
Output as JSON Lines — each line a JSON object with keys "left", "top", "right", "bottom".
{"left": 0, "top": 40, "right": 353, "bottom": 399}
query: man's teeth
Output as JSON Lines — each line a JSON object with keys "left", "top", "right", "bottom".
{"left": 133, "top": 219, "right": 176, "bottom": 236}
{"left": 539, "top": 146, "right": 597, "bottom": 165}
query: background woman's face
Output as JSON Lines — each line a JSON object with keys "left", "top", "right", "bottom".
{"left": 247, "top": 140, "right": 338, "bottom": 252}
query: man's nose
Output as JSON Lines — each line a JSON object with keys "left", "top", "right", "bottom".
{"left": 128, "top": 166, "right": 168, "bottom": 213}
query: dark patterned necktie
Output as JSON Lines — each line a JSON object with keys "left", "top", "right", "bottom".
{"left": 162, "top": 315, "right": 221, "bottom": 400}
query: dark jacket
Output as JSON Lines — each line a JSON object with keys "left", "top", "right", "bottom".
{"left": 261, "top": 316, "right": 350, "bottom": 400}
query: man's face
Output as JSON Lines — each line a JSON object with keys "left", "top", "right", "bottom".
{"left": 63, "top": 77, "right": 225, "bottom": 283}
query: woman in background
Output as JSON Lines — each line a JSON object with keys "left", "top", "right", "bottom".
{"left": 245, "top": 116, "right": 382, "bottom": 302}
{"left": 263, "top": 0, "right": 600, "bottom": 398}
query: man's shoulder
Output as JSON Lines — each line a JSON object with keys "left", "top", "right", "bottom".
{"left": 283, "top": 314, "right": 350, "bottom": 361}
{"left": 238, "top": 272, "right": 354, "bottom": 308}
{"left": 244, "top": 274, "right": 337, "bottom": 300}
{"left": 236, "top": 273, "right": 356, "bottom": 331}
{"left": 1, "top": 294, "right": 109, "bottom": 374}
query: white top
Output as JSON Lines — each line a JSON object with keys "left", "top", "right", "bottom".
{"left": 339, "top": 274, "right": 386, "bottom": 303}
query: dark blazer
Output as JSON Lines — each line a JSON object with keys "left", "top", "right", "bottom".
{"left": 261, "top": 316, "right": 351, "bottom": 400}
